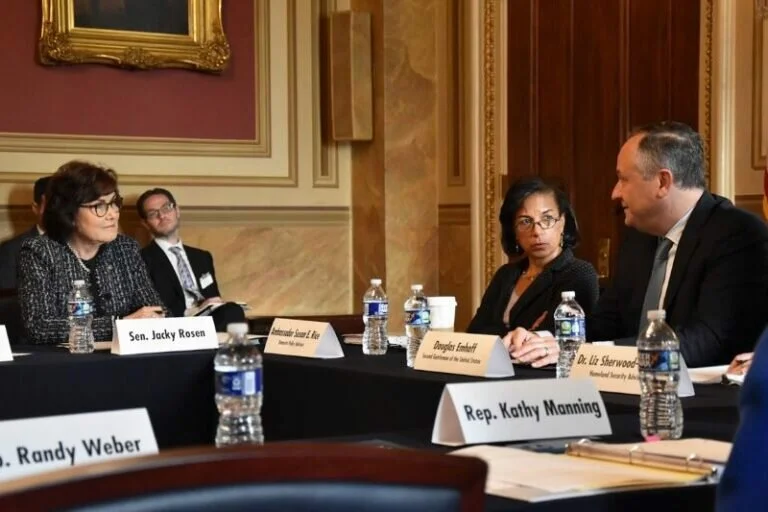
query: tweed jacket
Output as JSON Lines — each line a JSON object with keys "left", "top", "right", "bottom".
{"left": 18, "top": 234, "right": 166, "bottom": 345}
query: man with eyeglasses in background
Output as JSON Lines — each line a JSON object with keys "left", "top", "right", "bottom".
{"left": 137, "top": 188, "right": 246, "bottom": 332}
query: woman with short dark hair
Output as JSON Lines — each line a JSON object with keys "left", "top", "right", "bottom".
{"left": 467, "top": 177, "right": 599, "bottom": 366}
{"left": 18, "top": 160, "right": 166, "bottom": 345}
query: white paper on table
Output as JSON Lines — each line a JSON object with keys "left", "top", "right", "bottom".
{"left": 688, "top": 365, "right": 729, "bottom": 384}
{"left": 451, "top": 445, "right": 706, "bottom": 503}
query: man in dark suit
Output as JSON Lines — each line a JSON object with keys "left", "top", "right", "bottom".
{"left": 0, "top": 176, "right": 51, "bottom": 290}
{"left": 137, "top": 188, "right": 246, "bottom": 332}
{"left": 0, "top": 176, "right": 51, "bottom": 343}
{"left": 508, "top": 121, "right": 768, "bottom": 367}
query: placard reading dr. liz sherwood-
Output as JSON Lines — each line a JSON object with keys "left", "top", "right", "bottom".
{"left": 0, "top": 408, "right": 158, "bottom": 482}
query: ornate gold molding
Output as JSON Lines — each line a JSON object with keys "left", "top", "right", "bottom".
{"left": 754, "top": 2, "right": 767, "bottom": 169}
{"left": 482, "top": 0, "right": 498, "bottom": 288}
{"left": 701, "top": 0, "right": 713, "bottom": 185}
{"left": 39, "top": 0, "right": 230, "bottom": 72}
{"left": 3, "top": 0, "right": 271, "bottom": 159}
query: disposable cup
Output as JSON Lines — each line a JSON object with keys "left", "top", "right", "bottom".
{"left": 427, "top": 296, "right": 457, "bottom": 332}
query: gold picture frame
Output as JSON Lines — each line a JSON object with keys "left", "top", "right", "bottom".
{"left": 39, "top": 0, "right": 230, "bottom": 73}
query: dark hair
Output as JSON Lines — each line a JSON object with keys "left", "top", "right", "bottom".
{"left": 499, "top": 177, "right": 580, "bottom": 258}
{"left": 136, "top": 188, "right": 177, "bottom": 220}
{"left": 44, "top": 161, "right": 118, "bottom": 244}
{"left": 33, "top": 176, "right": 52, "bottom": 205}
{"left": 629, "top": 121, "right": 706, "bottom": 189}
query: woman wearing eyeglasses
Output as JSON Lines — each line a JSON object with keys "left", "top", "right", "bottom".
{"left": 467, "top": 177, "right": 599, "bottom": 367}
{"left": 18, "top": 160, "right": 166, "bottom": 345}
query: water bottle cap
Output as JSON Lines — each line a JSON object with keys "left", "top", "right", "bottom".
{"left": 411, "top": 284, "right": 423, "bottom": 291}
{"left": 561, "top": 291, "right": 575, "bottom": 299}
{"left": 647, "top": 309, "right": 666, "bottom": 320}
{"left": 370, "top": 278, "right": 382, "bottom": 286}
{"left": 73, "top": 279, "right": 86, "bottom": 286}
{"left": 226, "top": 322, "right": 249, "bottom": 335}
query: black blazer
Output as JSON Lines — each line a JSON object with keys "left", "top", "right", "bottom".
{"left": 590, "top": 192, "right": 768, "bottom": 367}
{"left": 467, "top": 249, "right": 599, "bottom": 337}
{"left": 141, "top": 241, "right": 221, "bottom": 318}
{"left": 0, "top": 226, "right": 38, "bottom": 290}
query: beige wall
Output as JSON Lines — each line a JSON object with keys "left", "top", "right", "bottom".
{"left": 0, "top": 0, "right": 354, "bottom": 316}
{"left": 719, "top": 0, "right": 765, "bottom": 216}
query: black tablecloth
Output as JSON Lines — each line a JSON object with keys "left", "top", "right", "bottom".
{"left": 1, "top": 343, "right": 741, "bottom": 446}
{"left": 261, "top": 342, "right": 741, "bottom": 442}
{"left": 0, "top": 347, "right": 218, "bottom": 449}
{"left": 0, "top": 343, "right": 740, "bottom": 511}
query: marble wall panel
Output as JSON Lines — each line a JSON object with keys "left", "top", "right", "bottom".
{"left": 382, "top": 0, "right": 440, "bottom": 327}
{"left": 0, "top": 207, "right": 352, "bottom": 317}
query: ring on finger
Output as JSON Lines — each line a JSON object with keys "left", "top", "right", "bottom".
{"left": 543, "top": 346, "right": 549, "bottom": 356}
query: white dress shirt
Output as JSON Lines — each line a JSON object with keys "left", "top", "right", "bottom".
{"left": 658, "top": 208, "right": 694, "bottom": 308}
{"left": 154, "top": 238, "right": 198, "bottom": 309}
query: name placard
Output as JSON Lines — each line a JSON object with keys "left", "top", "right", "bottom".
{"left": 264, "top": 318, "right": 343, "bottom": 359}
{"left": 112, "top": 317, "right": 218, "bottom": 355}
{"left": 0, "top": 408, "right": 158, "bottom": 482}
{"left": 569, "top": 344, "right": 694, "bottom": 397}
{"left": 0, "top": 326, "right": 11, "bottom": 362}
{"left": 414, "top": 331, "right": 514, "bottom": 378}
{"left": 432, "top": 378, "right": 611, "bottom": 446}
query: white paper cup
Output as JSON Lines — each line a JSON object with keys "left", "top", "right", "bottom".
{"left": 428, "top": 296, "right": 457, "bottom": 332}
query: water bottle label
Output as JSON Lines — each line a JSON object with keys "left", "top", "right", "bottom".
{"left": 68, "top": 299, "right": 93, "bottom": 317}
{"left": 405, "top": 309, "right": 431, "bottom": 326}
{"left": 364, "top": 301, "right": 388, "bottom": 317}
{"left": 556, "top": 318, "right": 585, "bottom": 337}
{"left": 216, "top": 369, "right": 262, "bottom": 396}
{"left": 638, "top": 349, "right": 680, "bottom": 372}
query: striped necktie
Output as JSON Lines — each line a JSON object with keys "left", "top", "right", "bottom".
{"left": 169, "top": 246, "right": 204, "bottom": 303}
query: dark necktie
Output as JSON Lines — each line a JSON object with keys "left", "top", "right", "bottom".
{"left": 169, "top": 246, "right": 204, "bottom": 303}
{"left": 639, "top": 237, "right": 673, "bottom": 331}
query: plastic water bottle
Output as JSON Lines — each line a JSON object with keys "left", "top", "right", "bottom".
{"left": 554, "top": 290, "right": 585, "bottom": 378}
{"left": 362, "top": 278, "right": 388, "bottom": 355}
{"left": 215, "top": 322, "right": 264, "bottom": 446}
{"left": 404, "top": 284, "right": 430, "bottom": 367}
{"left": 637, "top": 309, "right": 683, "bottom": 440}
{"left": 68, "top": 279, "right": 94, "bottom": 354}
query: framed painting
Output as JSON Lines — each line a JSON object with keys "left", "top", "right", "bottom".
{"left": 39, "top": 0, "right": 230, "bottom": 72}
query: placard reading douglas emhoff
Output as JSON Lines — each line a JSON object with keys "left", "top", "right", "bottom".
{"left": 414, "top": 331, "right": 514, "bottom": 378}
{"left": 0, "top": 409, "right": 158, "bottom": 482}
{"left": 432, "top": 379, "right": 611, "bottom": 446}
{"left": 264, "top": 318, "right": 343, "bottom": 359}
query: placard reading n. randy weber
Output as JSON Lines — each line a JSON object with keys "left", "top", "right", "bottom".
{"left": 432, "top": 378, "right": 611, "bottom": 446}
{"left": 414, "top": 331, "right": 514, "bottom": 378}
{"left": 112, "top": 317, "right": 218, "bottom": 355}
{"left": 569, "top": 344, "right": 694, "bottom": 397}
{"left": 0, "top": 325, "right": 11, "bottom": 362}
{"left": 0, "top": 408, "right": 158, "bottom": 482}
{"left": 264, "top": 318, "right": 343, "bottom": 359}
